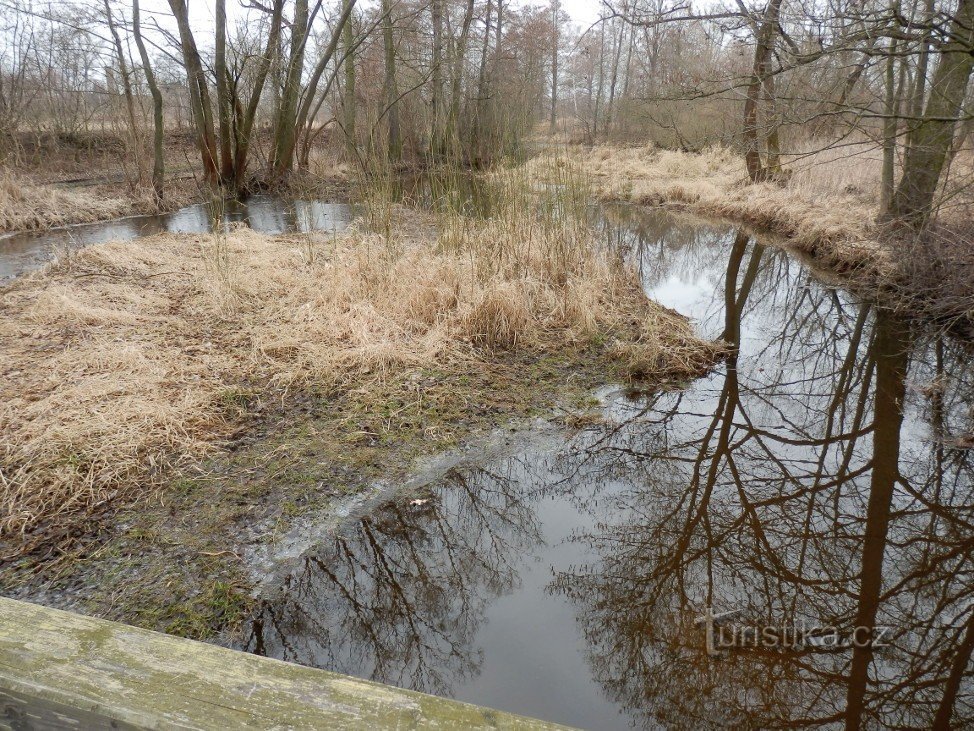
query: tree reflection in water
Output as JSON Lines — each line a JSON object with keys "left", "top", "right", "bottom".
{"left": 247, "top": 208, "right": 974, "bottom": 729}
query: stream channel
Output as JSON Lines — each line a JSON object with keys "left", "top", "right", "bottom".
{"left": 4, "top": 189, "right": 973, "bottom": 729}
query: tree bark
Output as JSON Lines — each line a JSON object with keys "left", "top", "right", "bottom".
{"left": 214, "top": 0, "right": 234, "bottom": 184}
{"left": 270, "top": 0, "right": 310, "bottom": 179}
{"left": 431, "top": 0, "right": 445, "bottom": 156}
{"left": 132, "top": 0, "right": 164, "bottom": 202}
{"left": 743, "top": 0, "right": 783, "bottom": 182}
{"left": 103, "top": 0, "right": 143, "bottom": 185}
{"left": 892, "top": 0, "right": 974, "bottom": 226}
{"left": 233, "top": 0, "right": 285, "bottom": 189}
{"left": 168, "top": 0, "right": 218, "bottom": 186}
{"left": 381, "top": 0, "right": 402, "bottom": 161}
{"left": 446, "top": 0, "right": 476, "bottom": 153}
{"left": 880, "top": 30, "right": 899, "bottom": 215}
{"left": 549, "top": 1, "right": 559, "bottom": 134}
{"left": 342, "top": 0, "right": 356, "bottom": 159}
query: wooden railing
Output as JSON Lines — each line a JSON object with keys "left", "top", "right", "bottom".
{"left": 0, "top": 597, "right": 572, "bottom": 730}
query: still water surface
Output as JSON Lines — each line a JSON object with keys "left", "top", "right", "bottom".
{"left": 0, "top": 196, "right": 352, "bottom": 283}
{"left": 244, "top": 207, "right": 974, "bottom": 728}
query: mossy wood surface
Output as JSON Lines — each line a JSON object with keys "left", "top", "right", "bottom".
{"left": 0, "top": 597, "right": 573, "bottom": 730}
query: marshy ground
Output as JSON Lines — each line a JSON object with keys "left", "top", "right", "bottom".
{"left": 0, "top": 161, "right": 721, "bottom": 638}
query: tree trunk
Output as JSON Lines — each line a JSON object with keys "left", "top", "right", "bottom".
{"left": 233, "top": 0, "right": 285, "bottom": 189}
{"left": 431, "top": 0, "right": 445, "bottom": 156}
{"left": 381, "top": 0, "right": 401, "bottom": 161}
{"left": 593, "top": 21, "right": 606, "bottom": 139}
{"left": 743, "top": 0, "right": 783, "bottom": 182}
{"left": 471, "top": 0, "right": 493, "bottom": 161}
{"left": 446, "top": 0, "right": 476, "bottom": 154}
{"left": 292, "top": 0, "right": 356, "bottom": 164}
{"left": 214, "top": 0, "right": 234, "bottom": 184}
{"left": 132, "top": 0, "right": 164, "bottom": 202}
{"left": 892, "top": 0, "right": 974, "bottom": 226}
{"left": 762, "top": 62, "right": 781, "bottom": 174}
{"left": 103, "top": 0, "right": 143, "bottom": 185}
{"left": 604, "top": 16, "right": 626, "bottom": 138}
{"left": 343, "top": 0, "right": 356, "bottom": 160}
{"left": 880, "top": 30, "right": 899, "bottom": 215}
{"left": 168, "top": 0, "right": 218, "bottom": 186}
{"left": 270, "top": 0, "right": 310, "bottom": 179}
{"left": 905, "top": 0, "right": 935, "bottom": 149}
{"left": 549, "top": 0, "right": 559, "bottom": 134}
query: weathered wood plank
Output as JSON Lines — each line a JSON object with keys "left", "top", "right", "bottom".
{"left": 0, "top": 597, "right": 574, "bottom": 730}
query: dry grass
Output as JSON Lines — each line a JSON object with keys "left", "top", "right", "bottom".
{"left": 0, "top": 170, "right": 195, "bottom": 233}
{"left": 0, "top": 175, "right": 720, "bottom": 551}
{"left": 539, "top": 144, "right": 894, "bottom": 279}
{"left": 0, "top": 172, "right": 132, "bottom": 231}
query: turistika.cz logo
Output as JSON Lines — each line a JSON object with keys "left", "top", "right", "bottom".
{"left": 694, "top": 607, "right": 892, "bottom": 657}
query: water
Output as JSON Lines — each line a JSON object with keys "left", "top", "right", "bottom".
{"left": 244, "top": 206, "right": 974, "bottom": 728}
{"left": 0, "top": 196, "right": 353, "bottom": 283}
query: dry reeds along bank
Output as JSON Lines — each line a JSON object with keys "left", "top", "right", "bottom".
{"left": 538, "top": 144, "right": 891, "bottom": 277}
{"left": 0, "top": 172, "right": 132, "bottom": 232}
{"left": 0, "top": 165, "right": 720, "bottom": 552}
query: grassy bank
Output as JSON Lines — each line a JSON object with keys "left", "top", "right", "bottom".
{"left": 534, "top": 145, "right": 894, "bottom": 279}
{"left": 0, "top": 171, "right": 201, "bottom": 232}
{"left": 544, "top": 143, "right": 974, "bottom": 332}
{"left": 0, "top": 166, "right": 722, "bottom": 637}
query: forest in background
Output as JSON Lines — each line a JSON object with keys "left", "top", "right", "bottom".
{"left": 0, "top": 0, "right": 971, "bottom": 230}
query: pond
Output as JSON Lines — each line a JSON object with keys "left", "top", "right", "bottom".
{"left": 243, "top": 205, "right": 974, "bottom": 729}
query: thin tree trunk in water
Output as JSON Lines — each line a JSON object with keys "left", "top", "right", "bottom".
{"left": 843, "top": 311, "right": 910, "bottom": 731}
{"left": 270, "top": 0, "right": 310, "bottom": 179}
{"left": 132, "top": 0, "right": 164, "bottom": 202}
{"left": 343, "top": 0, "right": 356, "bottom": 159}
{"left": 214, "top": 0, "right": 234, "bottom": 184}
{"left": 168, "top": 0, "right": 218, "bottom": 186}
{"left": 103, "top": 0, "right": 143, "bottom": 185}
{"left": 381, "top": 0, "right": 401, "bottom": 161}
{"left": 880, "top": 29, "right": 899, "bottom": 215}
{"left": 932, "top": 610, "right": 974, "bottom": 729}
{"left": 892, "top": 0, "right": 974, "bottom": 226}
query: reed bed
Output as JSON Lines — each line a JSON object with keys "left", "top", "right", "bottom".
{"left": 0, "top": 167, "right": 720, "bottom": 552}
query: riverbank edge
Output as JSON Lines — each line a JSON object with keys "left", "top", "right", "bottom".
{"left": 541, "top": 146, "right": 894, "bottom": 283}
{"left": 1, "top": 345, "right": 715, "bottom": 645}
